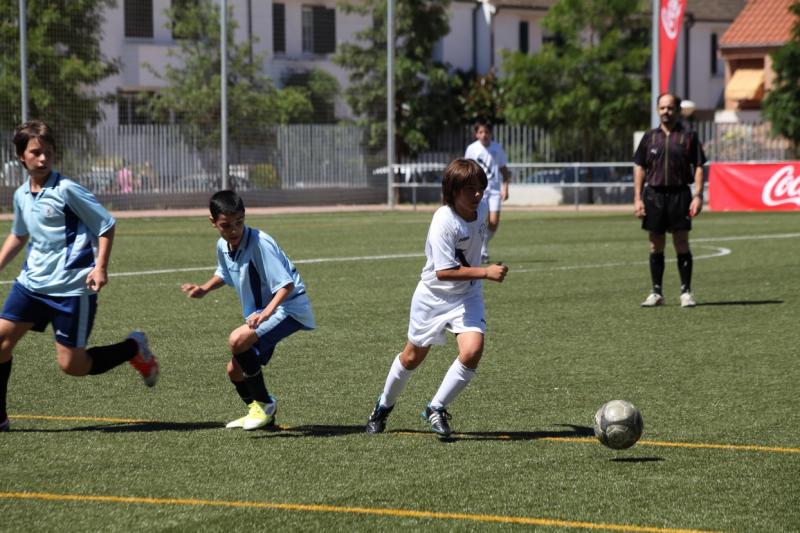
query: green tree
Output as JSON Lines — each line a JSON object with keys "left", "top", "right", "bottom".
{"left": 0, "top": 0, "right": 120, "bottom": 136}
{"left": 762, "top": 0, "right": 800, "bottom": 157}
{"left": 144, "top": 0, "right": 315, "bottom": 149}
{"left": 334, "top": 0, "right": 463, "bottom": 158}
{"left": 500, "top": 0, "right": 649, "bottom": 161}
{"left": 283, "top": 68, "right": 341, "bottom": 123}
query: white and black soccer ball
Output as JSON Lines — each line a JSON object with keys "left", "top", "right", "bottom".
{"left": 593, "top": 400, "right": 643, "bottom": 450}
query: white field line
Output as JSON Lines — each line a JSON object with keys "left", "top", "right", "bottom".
{"left": 0, "top": 232, "right": 797, "bottom": 285}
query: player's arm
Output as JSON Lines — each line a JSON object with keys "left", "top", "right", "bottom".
{"left": 86, "top": 225, "right": 115, "bottom": 292}
{"left": 500, "top": 166, "right": 511, "bottom": 201}
{"left": 689, "top": 165, "right": 704, "bottom": 217}
{"left": 436, "top": 264, "right": 508, "bottom": 283}
{"left": 633, "top": 165, "right": 646, "bottom": 218}
{"left": 0, "top": 233, "right": 28, "bottom": 273}
{"left": 181, "top": 275, "right": 226, "bottom": 298}
{"left": 246, "top": 283, "right": 294, "bottom": 329}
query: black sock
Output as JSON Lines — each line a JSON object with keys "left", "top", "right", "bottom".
{"left": 0, "top": 359, "right": 11, "bottom": 421}
{"left": 231, "top": 379, "right": 253, "bottom": 405}
{"left": 233, "top": 349, "right": 269, "bottom": 404}
{"left": 88, "top": 339, "right": 138, "bottom": 375}
{"left": 649, "top": 252, "right": 665, "bottom": 294}
{"left": 677, "top": 252, "right": 693, "bottom": 293}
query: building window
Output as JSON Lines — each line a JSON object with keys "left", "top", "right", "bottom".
{"left": 273, "top": 3, "right": 286, "bottom": 53}
{"left": 710, "top": 33, "right": 719, "bottom": 76}
{"left": 124, "top": 0, "right": 153, "bottom": 38}
{"left": 302, "top": 5, "right": 336, "bottom": 54}
{"left": 519, "top": 21, "right": 529, "bottom": 53}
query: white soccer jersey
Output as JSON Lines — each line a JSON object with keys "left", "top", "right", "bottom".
{"left": 464, "top": 140, "right": 508, "bottom": 193}
{"left": 214, "top": 226, "right": 315, "bottom": 329}
{"left": 419, "top": 202, "right": 488, "bottom": 296}
{"left": 11, "top": 171, "right": 116, "bottom": 296}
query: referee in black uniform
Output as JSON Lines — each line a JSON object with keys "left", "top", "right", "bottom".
{"left": 633, "top": 92, "right": 706, "bottom": 308}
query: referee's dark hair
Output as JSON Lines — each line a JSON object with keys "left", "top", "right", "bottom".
{"left": 441, "top": 158, "right": 488, "bottom": 208}
{"left": 13, "top": 120, "right": 56, "bottom": 161}
{"left": 209, "top": 190, "right": 246, "bottom": 220}
{"left": 657, "top": 92, "right": 682, "bottom": 110}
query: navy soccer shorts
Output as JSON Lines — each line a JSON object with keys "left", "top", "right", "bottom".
{"left": 0, "top": 281, "right": 97, "bottom": 347}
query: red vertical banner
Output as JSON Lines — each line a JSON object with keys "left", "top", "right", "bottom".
{"left": 659, "top": 0, "right": 686, "bottom": 93}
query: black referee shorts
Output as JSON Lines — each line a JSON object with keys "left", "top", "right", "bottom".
{"left": 641, "top": 186, "right": 692, "bottom": 234}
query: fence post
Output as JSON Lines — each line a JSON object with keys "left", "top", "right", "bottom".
{"left": 573, "top": 164, "right": 580, "bottom": 210}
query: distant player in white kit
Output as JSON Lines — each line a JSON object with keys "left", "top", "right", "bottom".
{"left": 365, "top": 159, "right": 509, "bottom": 437}
{"left": 464, "top": 119, "right": 511, "bottom": 263}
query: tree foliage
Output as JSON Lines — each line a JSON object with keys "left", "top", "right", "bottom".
{"left": 334, "top": 0, "right": 463, "bottom": 158}
{"left": 762, "top": 0, "right": 800, "bottom": 157}
{"left": 500, "top": 0, "right": 649, "bottom": 161}
{"left": 0, "top": 0, "right": 119, "bottom": 136}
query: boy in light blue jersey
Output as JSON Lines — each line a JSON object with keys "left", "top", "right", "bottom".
{"left": 0, "top": 121, "right": 158, "bottom": 432}
{"left": 181, "top": 190, "right": 315, "bottom": 430}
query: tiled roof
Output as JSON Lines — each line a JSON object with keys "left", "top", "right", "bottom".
{"left": 720, "top": 0, "right": 795, "bottom": 47}
{"left": 485, "top": 0, "right": 746, "bottom": 21}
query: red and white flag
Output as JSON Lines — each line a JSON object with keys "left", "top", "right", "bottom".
{"left": 659, "top": 0, "right": 686, "bottom": 93}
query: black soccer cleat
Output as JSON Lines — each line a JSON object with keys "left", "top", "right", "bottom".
{"left": 422, "top": 404, "right": 452, "bottom": 437}
{"left": 366, "top": 401, "right": 394, "bottom": 434}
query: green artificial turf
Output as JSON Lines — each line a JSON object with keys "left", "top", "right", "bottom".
{"left": 0, "top": 209, "right": 798, "bottom": 532}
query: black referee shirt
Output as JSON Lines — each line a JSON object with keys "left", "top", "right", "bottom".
{"left": 634, "top": 123, "right": 707, "bottom": 187}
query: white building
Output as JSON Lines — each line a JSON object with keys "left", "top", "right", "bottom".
{"left": 101, "top": 0, "right": 745, "bottom": 126}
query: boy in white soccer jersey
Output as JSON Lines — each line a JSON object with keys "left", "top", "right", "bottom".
{"left": 181, "top": 190, "right": 315, "bottom": 430}
{"left": 464, "top": 119, "right": 511, "bottom": 263}
{"left": 366, "top": 159, "right": 508, "bottom": 437}
{"left": 0, "top": 120, "right": 158, "bottom": 432}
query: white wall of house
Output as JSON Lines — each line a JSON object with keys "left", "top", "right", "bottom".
{"left": 671, "top": 21, "right": 729, "bottom": 114}
{"left": 92, "top": 0, "right": 738, "bottom": 127}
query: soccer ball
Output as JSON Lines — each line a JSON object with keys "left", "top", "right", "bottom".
{"left": 593, "top": 400, "right": 643, "bottom": 450}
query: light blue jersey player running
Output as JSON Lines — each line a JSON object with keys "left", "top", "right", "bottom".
{"left": 181, "top": 190, "right": 315, "bottom": 430}
{"left": 0, "top": 121, "right": 158, "bottom": 432}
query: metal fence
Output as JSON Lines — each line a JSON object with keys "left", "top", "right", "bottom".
{"left": 1, "top": 121, "right": 792, "bottom": 210}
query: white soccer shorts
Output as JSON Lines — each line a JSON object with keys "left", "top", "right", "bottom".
{"left": 407, "top": 282, "right": 485, "bottom": 347}
{"left": 483, "top": 189, "right": 502, "bottom": 212}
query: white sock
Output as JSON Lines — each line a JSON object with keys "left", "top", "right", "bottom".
{"left": 379, "top": 354, "right": 414, "bottom": 408}
{"left": 430, "top": 359, "right": 476, "bottom": 409}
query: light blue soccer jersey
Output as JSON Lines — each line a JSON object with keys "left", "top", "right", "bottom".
{"left": 11, "top": 171, "right": 116, "bottom": 297}
{"left": 214, "top": 226, "right": 315, "bottom": 329}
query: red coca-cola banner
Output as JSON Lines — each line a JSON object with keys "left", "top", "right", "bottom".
{"left": 709, "top": 162, "right": 800, "bottom": 211}
{"left": 659, "top": 0, "right": 685, "bottom": 93}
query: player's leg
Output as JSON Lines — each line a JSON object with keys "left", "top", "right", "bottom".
{"left": 641, "top": 188, "right": 668, "bottom": 307}
{"left": 423, "top": 294, "right": 485, "bottom": 437}
{"left": 226, "top": 314, "right": 304, "bottom": 430}
{"left": 0, "top": 319, "right": 33, "bottom": 431}
{"left": 482, "top": 193, "right": 501, "bottom": 262}
{"left": 366, "top": 341, "right": 430, "bottom": 434}
{"left": 48, "top": 293, "right": 158, "bottom": 385}
{"left": 669, "top": 187, "right": 695, "bottom": 307}
{"left": 672, "top": 230, "right": 695, "bottom": 307}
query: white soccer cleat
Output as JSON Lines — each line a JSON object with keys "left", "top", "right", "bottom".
{"left": 680, "top": 292, "right": 697, "bottom": 308}
{"left": 640, "top": 293, "right": 664, "bottom": 307}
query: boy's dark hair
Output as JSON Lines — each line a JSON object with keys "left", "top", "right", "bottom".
{"left": 473, "top": 119, "right": 493, "bottom": 132}
{"left": 442, "top": 159, "right": 487, "bottom": 207}
{"left": 209, "top": 190, "right": 245, "bottom": 220}
{"left": 13, "top": 120, "right": 56, "bottom": 159}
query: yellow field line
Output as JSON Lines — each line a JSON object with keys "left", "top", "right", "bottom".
{"left": 10, "top": 414, "right": 800, "bottom": 454}
{"left": 0, "top": 491, "right": 719, "bottom": 533}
